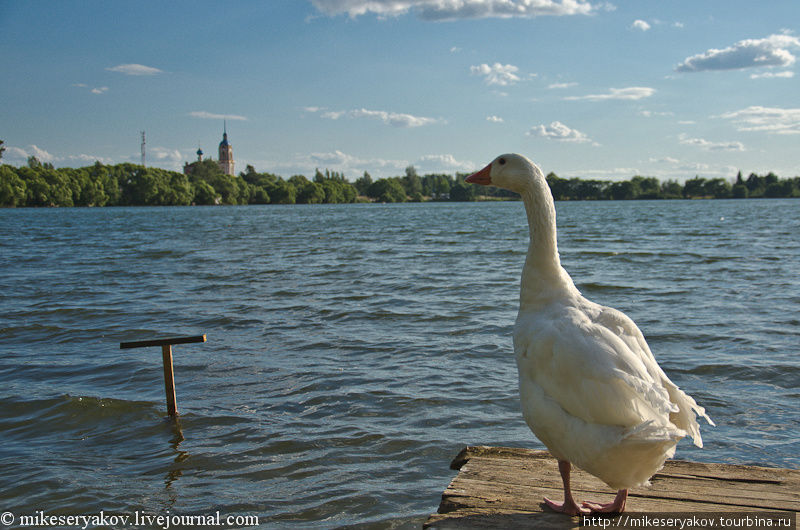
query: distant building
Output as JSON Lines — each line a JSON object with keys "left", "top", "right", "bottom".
{"left": 218, "top": 122, "right": 234, "bottom": 176}
{"left": 182, "top": 123, "right": 235, "bottom": 176}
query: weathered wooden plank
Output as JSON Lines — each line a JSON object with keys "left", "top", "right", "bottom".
{"left": 426, "top": 446, "right": 800, "bottom": 529}
{"left": 443, "top": 475, "right": 796, "bottom": 513}
{"left": 452, "top": 457, "right": 799, "bottom": 509}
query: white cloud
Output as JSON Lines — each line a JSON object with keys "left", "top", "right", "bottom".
{"left": 150, "top": 147, "right": 184, "bottom": 163}
{"left": 548, "top": 81, "right": 578, "bottom": 89}
{"left": 321, "top": 110, "right": 346, "bottom": 120}
{"left": 4, "top": 146, "right": 32, "bottom": 161}
{"left": 310, "top": 149, "right": 359, "bottom": 167}
{"left": 564, "top": 86, "right": 655, "bottom": 101}
{"left": 189, "top": 111, "right": 248, "bottom": 121}
{"left": 486, "top": 115, "right": 504, "bottom": 123}
{"left": 639, "top": 110, "right": 674, "bottom": 118}
{"left": 3, "top": 145, "right": 113, "bottom": 166}
{"left": 310, "top": 0, "right": 599, "bottom": 20}
{"left": 631, "top": 19, "right": 650, "bottom": 31}
{"left": 678, "top": 134, "right": 745, "bottom": 151}
{"left": 675, "top": 33, "right": 800, "bottom": 72}
{"left": 28, "top": 145, "right": 55, "bottom": 162}
{"left": 353, "top": 108, "right": 439, "bottom": 127}
{"left": 289, "top": 150, "right": 408, "bottom": 177}
{"left": 470, "top": 63, "right": 521, "bottom": 86}
{"left": 649, "top": 156, "right": 680, "bottom": 164}
{"left": 750, "top": 70, "right": 794, "bottom": 79}
{"left": 718, "top": 106, "right": 800, "bottom": 135}
{"left": 276, "top": 150, "right": 471, "bottom": 178}
{"left": 528, "top": 121, "right": 594, "bottom": 143}
{"left": 416, "top": 153, "right": 474, "bottom": 171}
{"left": 73, "top": 83, "right": 109, "bottom": 95}
{"left": 67, "top": 153, "right": 114, "bottom": 164}
{"left": 311, "top": 107, "right": 439, "bottom": 127}
{"left": 106, "top": 63, "right": 164, "bottom": 76}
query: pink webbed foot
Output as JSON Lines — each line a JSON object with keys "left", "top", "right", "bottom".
{"left": 544, "top": 496, "right": 590, "bottom": 515}
{"left": 582, "top": 489, "right": 628, "bottom": 514}
{"left": 544, "top": 460, "right": 590, "bottom": 515}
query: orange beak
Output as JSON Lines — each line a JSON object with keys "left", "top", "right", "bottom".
{"left": 465, "top": 163, "right": 492, "bottom": 186}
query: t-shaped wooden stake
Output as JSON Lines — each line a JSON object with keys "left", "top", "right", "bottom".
{"left": 120, "top": 334, "right": 206, "bottom": 417}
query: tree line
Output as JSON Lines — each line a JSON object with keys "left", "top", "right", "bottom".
{"left": 0, "top": 150, "right": 798, "bottom": 208}
{"left": 544, "top": 171, "right": 800, "bottom": 200}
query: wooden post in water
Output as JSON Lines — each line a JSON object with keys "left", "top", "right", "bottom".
{"left": 119, "top": 334, "right": 206, "bottom": 417}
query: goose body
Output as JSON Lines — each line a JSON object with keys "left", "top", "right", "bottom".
{"left": 466, "top": 154, "right": 713, "bottom": 514}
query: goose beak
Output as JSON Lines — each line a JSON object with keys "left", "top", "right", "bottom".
{"left": 465, "top": 163, "right": 492, "bottom": 186}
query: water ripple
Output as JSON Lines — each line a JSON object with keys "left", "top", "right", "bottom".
{"left": 1, "top": 200, "right": 798, "bottom": 526}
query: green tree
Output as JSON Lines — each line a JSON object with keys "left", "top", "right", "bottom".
{"left": 367, "top": 178, "right": 406, "bottom": 202}
{"left": 609, "top": 181, "right": 635, "bottom": 200}
{"left": 745, "top": 173, "right": 765, "bottom": 198}
{"left": 450, "top": 178, "right": 477, "bottom": 201}
{"left": 193, "top": 181, "right": 219, "bottom": 205}
{"left": 298, "top": 181, "right": 325, "bottom": 204}
{"left": 683, "top": 177, "right": 707, "bottom": 198}
{"left": 267, "top": 180, "right": 296, "bottom": 204}
{"left": 632, "top": 176, "right": 660, "bottom": 199}
{"left": 732, "top": 171, "right": 748, "bottom": 199}
{"left": 402, "top": 165, "right": 422, "bottom": 200}
{"left": 765, "top": 180, "right": 795, "bottom": 198}
{"left": 660, "top": 180, "right": 683, "bottom": 199}
{"left": 355, "top": 171, "right": 373, "bottom": 195}
{"left": 422, "top": 173, "right": 452, "bottom": 200}
{"left": 0, "top": 165, "right": 27, "bottom": 206}
{"left": 546, "top": 172, "right": 570, "bottom": 200}
{"left": 704, "top": 178, "right": 731, "bottom": 199}
{"left": 0, "top": 140, "right": 5, "bottom": 160}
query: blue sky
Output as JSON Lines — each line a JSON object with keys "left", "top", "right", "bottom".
{"left": 1, "top": 0, "right": 798, "bottom": 181}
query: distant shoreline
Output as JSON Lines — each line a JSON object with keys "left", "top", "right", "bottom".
{"left": 1, "top": 160, "right": 798, "bottom": 208}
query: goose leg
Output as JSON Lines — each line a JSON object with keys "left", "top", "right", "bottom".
{"left": 583, "top": 489, "right": 628, "bottom": 513}
{"left": 544, "top": 460, "right": 589, "bottom": 515}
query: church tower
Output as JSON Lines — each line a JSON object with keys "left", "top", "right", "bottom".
{"left": 218, "top": 121, "right": 235, "bottom": 176}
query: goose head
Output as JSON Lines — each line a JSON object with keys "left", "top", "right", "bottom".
{"left": 465, "top": 153, "right": 540, "bottom": 195}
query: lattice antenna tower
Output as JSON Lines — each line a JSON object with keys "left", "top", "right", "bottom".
{"left": 140, "top": 131, "right": 146, "bottom": 167}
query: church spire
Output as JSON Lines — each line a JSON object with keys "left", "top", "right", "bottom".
{"left": 218, "top": 120, "right": 234, "bottom": 176}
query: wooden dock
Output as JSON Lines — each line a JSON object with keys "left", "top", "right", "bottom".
{"left": 425, "top": 446, "right": 799, "bottom": 529}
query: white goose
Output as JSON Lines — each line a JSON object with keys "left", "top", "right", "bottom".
{"left": 465, "top": 154, "right": 714, "bottom": 514}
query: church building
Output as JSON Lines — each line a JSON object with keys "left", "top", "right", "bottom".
{"left": 218, "top": 122, "right": 235, "bottom": 176}
{"left": 183, "top": 123, "right": 235, "bottom": 176}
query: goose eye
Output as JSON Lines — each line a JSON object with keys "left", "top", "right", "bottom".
{"left": 498, "top": 158, "right": 506, "bottom": 165}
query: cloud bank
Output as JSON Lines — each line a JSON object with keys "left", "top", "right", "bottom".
{"left": 564, "top": 86, "right": 655, "bottom": 101}
{"left": 470, "top": 63, "right": 521, "bottom": 86}
{"left": 528, "top": 121, "right": 593, "bottom": 143}
{"left": 307, "top": 107, "right": 439, "bottom": 127}
{"left": 189, "top": 111, "right": 248, "bottom": 121}
{"left": 676, "top": 34, "right": 800, "bottom": 72}
{"left": 718, "top": 106, "right": 800, "bottom": 135}
{"left": 310, "top": 0, "right": 599, "bottom": 20}
{"left": 106, "top": 63, "right": 164, "bottom": 76}
{"left": 678, "top": 134, "right": 744, "bottom": 151}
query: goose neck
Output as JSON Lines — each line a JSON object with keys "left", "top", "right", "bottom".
{"left": 519, "top": 184, "right": 573, "bottom": 303}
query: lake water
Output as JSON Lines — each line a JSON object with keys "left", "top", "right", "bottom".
{"left": 1, "top": 200, "right": 798, "bottom": 528}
